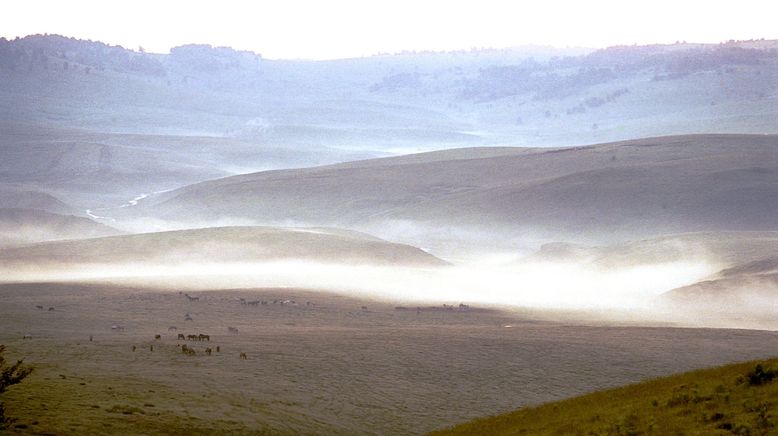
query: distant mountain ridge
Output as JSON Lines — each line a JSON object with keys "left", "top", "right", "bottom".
{"left": 1, "top": 34, "right": 776, "bottom": 150}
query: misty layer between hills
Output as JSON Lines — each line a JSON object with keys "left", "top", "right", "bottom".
{"left": 3, "top": 224, "right": 778, "bottom": 328}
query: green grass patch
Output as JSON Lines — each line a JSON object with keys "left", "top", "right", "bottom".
{"left": 431, "top": 358, "right": 778, "bottom": 435}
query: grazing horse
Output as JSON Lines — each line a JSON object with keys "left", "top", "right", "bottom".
{"left": 187, "top": 334, "right": 197, "bottom": 341}
{"left": 184, "top": 294, "right": 200, "bottom": 302}
{"left": 239, "top": 352, "right": 247, "bottom": 360}
{"left": 228, "top": 327, "right": 239, "bottom": 334}
{"left": 154, "top": 334, "right": 161, "bottom": 340}
{"left": 216, "top": 346, "right": 220, "bottom": 353}
{"left": 177, "top": 333, "right": 185, "bottom": 340}
{"left": 198, "top": 334, "right": 210, "bottom": 341}
{"left": 132, "top": 345, "right": 136, "bottom": 352}
{"left": 181, "top": 344, "right": 196, "bottom": 355}
{"left": 48, "top": 307, "right": 55, "bottom": 311}
{"left": 35, "top": 305, "right": 43, "bottom": 310}
{"left": 22, "top": 334, "right": 32, "bottom": 340}
{"left": 205, "top": 347, "right": 212, "bottom": 356}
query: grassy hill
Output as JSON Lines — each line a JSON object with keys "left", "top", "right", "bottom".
{"left": 0, "top": 225, "right": 447, "bottom": 269}
{"left": 135, "top": 134, "right": 778, "bottom": 243}
{"left": 431, "top": 358, "right": 778, "bottom": 435}
{"left": 0, "top": 208, "right": 121, "bottom": 246}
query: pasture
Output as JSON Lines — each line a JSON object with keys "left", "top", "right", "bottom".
{"left": 2, "top": 282, "right": 778, "bottom": 434}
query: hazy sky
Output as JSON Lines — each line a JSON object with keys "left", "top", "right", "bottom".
{"left": 3, "top": 0, "right": 777, "bottom": 59}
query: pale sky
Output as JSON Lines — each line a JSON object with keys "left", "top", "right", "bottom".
{"left": 3, "top": 0, "right": 777, "bottom": 59}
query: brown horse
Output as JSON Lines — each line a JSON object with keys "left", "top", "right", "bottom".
{"left": 177, "top": 333, "right": 185, "bottom": 340}
{"left": 239, "top": 352, "right": 247, "bottom": 360}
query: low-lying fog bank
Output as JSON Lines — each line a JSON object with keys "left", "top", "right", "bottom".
{"left": 2, "top": 226, "right": 777, "bottom": 330}
{"left": 0, "top": 258, "right": 735, "bottom": 327}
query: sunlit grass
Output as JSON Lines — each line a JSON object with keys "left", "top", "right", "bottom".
{"left": 431, "top": 358, "right": 778, "bottom": 435}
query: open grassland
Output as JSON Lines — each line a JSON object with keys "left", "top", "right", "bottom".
{"left": 431, "top": 358, "right": 778, "bottom": 435}
{"left": 2, "top": 282, "right": 778, "bottom": 434}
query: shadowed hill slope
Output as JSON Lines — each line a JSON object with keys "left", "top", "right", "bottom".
{"left": 137, "top": 134, "right": 778, "bottom": 241}
{"left": 0, "top": 208, "right": 121, "bottom": 246}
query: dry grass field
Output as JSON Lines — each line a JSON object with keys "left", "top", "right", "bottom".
{"left": 2, "top": 282, "right": 778, "bottom": 434}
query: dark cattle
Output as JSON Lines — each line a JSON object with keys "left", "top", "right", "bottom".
{"left": 177, "top": 333, "right": 185, "bottom": 340}
{"left": 154, "top": 334, "right": 161, "bottom": 340}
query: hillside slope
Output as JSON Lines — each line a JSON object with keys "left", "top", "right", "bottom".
{"left": 431, "top": 358, "right": 778, "bottom": 435}
{"left": 137, "top": 134, "right": 778, "bottom": 242}
{"left": 0, "top": 225, "right": 447, "bottom": 268}
{"left": 0, "top": 208, "right": 121, "bottom": 246}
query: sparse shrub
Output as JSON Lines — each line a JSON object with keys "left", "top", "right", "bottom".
{"left": 747, "top": 364, "right": 777, "bottom": 386}
{"left": 0, "top": 345, "right": 34, "bottom": 428}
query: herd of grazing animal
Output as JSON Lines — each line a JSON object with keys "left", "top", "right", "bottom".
{"left": 128, "top": 332, "right": 245, "bottom": 359}
{"left": 240, "top": 298, "right": 308, "bottom": 307}
{"left": 30, "top": 293, "right": 314, "bottom": 362}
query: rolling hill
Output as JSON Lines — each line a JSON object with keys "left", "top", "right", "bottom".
{"left": 133, "top": 134, "right": 778, "bottom": 244}
{"left": 0, "top": 208, "right": 121, "bottom": 246}
{"left": 430, "top": 358, "right": 778, "bottom": 435}
{"left": 0, "top": 225, "right": 447, "bottom": 270}
{"left": 2, "top": 35, "right": 777, "bottom": 154}
{"left": 0, "top": 186, "right": 75, "bottom": 215}
{"left": 0, "top": 122, "right": 375, "bottom": 208}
